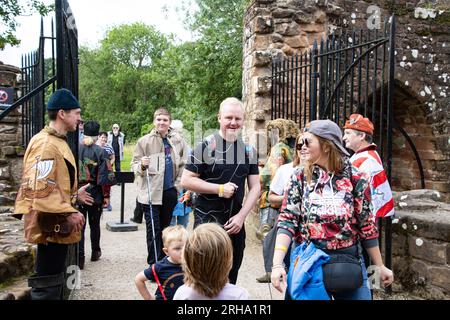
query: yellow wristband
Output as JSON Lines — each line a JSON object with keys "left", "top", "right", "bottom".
{"left": 218, "top": 184, "right": 225, "bottom": 197}
{"left": 275, "top": 245, "right": 288, "bottom": 253}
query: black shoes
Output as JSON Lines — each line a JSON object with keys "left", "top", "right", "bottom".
{"left": 91, "top": 250, "right": 102, "bottom": 262}
{"left": 130, "top": 218, "right": 142, "bottom": 224}
{"left": 256, "top": 272, "right": 271, "bottom": 283}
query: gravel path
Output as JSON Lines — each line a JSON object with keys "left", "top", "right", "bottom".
{"left": 71, "top": 182, "right": 284, "bottom": 300}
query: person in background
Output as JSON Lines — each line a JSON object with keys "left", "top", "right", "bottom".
{"left": 78, "top": 120, "right": 116, "bottom": 269}
{"left": 170, "top": 190, "right": 193, "bottom": 228}
{"left": 78, "top": 120, "right": 84, "bottom": 142}
{"left": 107, "top": 123, "right": 125, "bottom": 172}
{"left": 135, "top": 225, "right": 188, "bottom": 300}
{"left": 131, "top": 108, "right": 189, "bottom": 265}
{"left": 257, "top": 129, "right": 310, "bottom": 283}
{"left": 342, "top": 114, "right": 395, "bottom": 278}
{"left": 97, "top": 131, "right": 115, "bottom": 211}
{"left": 173, "top": 223, "right": 249, "bottom": 300}
{"left": 342, "top": 114, "right": 394, "bottom": 218}
{"left": 257, "top": 119, "right": 299, "bottom": 241}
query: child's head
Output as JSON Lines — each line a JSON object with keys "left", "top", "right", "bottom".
{"left": 162, "top": 225, "right": 189, "bottom": 264}
{"left": 182, "top": 223, "right": 233, "bottom": 298}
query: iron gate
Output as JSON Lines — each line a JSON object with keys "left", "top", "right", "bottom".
{"left": 271, "top": 15, "right": 425, "bottom": 293}
{"left": 0, "top": 0, "right": 79, "bottom": 299}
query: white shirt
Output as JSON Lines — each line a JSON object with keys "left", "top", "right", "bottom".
{"left": 173, "top": 283, "right": 249, "bottom": 300}
{"left": 270, "top": 162, "right": 295, "bottom": 196}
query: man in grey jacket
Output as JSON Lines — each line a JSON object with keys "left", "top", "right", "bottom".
{"left": 131, "top": 108, "right": 189, "bottom": 265}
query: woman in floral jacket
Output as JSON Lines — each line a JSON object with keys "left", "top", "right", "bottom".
{"left": 271, "top": 120, "right": 393, "bottom": 300}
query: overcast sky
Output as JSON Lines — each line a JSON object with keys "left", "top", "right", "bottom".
{"left": 0, "top": 0, "right": 196, "bottom": 67}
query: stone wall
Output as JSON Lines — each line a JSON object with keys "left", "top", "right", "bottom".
{"left": 0, "top": 62, "right": 24, "bottom": 208}
{"left": 391, "top": 190, "right": 450, "bottom": 299}
{"left": 242, "top": 0, "right": 450, "bottom": 200}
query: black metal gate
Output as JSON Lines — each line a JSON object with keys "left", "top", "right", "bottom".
{"left": 271, "top": 15, "right": 424, "bottom": 293}
{"left": 0, "top": 0, "right": 79, "bottom": 299}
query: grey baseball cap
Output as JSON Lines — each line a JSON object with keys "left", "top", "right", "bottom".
{"left": 308, "top": 120, "right": 350, "bottom": 156}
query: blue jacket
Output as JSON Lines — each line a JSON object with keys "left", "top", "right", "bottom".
{"left": 287, "top": 242, "right": 330, "bottom": 300}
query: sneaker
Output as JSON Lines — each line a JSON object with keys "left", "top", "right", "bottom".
{"left": 107, "top": 204, "right": 112, "bottom": 211}
{"left": 256, "top": 272, "right": 271, "bottom": 283}
{"left": 91, "top": 250, "right": 102, "bottom": 262}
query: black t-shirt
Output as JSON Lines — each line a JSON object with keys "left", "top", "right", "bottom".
{"left": 143, "top": 256, "right": 183, "bottom": 300}
{"left": 185, "top": 132, "right": 259, "bottom": 226}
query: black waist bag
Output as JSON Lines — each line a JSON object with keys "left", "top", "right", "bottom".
{"left": 322, "top": 249, "right": 363, "bottom": 293}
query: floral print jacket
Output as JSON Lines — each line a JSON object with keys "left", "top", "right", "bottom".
{"left": 277, "top": 159, "right": 379, "bottom": 250}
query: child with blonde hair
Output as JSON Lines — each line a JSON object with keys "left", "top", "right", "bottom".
{"left": 135, "top": 225, "right": 188, "bottom": 300}
{"left": 174, "top": 223, "right": 249, "bottom": 300}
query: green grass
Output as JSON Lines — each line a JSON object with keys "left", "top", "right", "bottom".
{"left": 120, "top": 143, "right": 135, "bottom": 172}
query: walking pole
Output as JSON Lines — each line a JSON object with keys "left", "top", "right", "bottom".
{"left": 145, "top": 168, "right": 159, "bottom": 262}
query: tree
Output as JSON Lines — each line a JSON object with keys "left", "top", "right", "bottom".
{"left": 0, "top": 0, "right": 53, "bottom": 49}
{"left": 79, "top": 23, "right": 175, "bottom": 140}
{"left": 159, "top": 0, "right": 247, "bottom": 134}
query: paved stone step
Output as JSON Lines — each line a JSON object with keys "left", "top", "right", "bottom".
{"left": 0, "top": 213, "right": 35, "bottom": 284}
{"left": 0, "top": 275, "right": 30, "bottom": 300}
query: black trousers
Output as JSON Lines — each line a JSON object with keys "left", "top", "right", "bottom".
{"left": 132, "top": 198, "right": 144, "bottom": 223}
{"left": 114, "top": 156, "right": 121, "bottom": 172}
{"left": 228, "top": 227, "right": 246, "bottom": 285}
{"left": 35, "top": 242, "right": 68, "bottom": 276}
{"left": 30, "top": 242, "right": 68, "bottom": 300}
{"left": 142, "top": 187, "right": 178, "bottom": 265}
{"left": 193, "top": 213, "right": 246, "bottom": 285}
{"left": 78, "top": 203, "right": 103, "bottom": 257}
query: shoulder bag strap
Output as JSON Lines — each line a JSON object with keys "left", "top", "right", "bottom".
{"left": 152, "top": 264, "right": 168, "bottom": 301}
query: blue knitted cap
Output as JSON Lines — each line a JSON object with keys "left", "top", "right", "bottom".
{"left": 47, "top": 89, "right": 80, "bottom": 110}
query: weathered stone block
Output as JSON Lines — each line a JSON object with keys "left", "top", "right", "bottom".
{"left": 275, "top": 22, "right": 301, "bottom": 36}
{"left": 0, "top": 183, "right": 12, "bottom": 192}
{"left": 393, "top": 189, "right": 443, "bottom": 203}
{"left": 281, "top": 45, "right": 295, "bottom": 55}
{"left": 294, "top": 11, "right": 313, "bottom": 24}
{"left": 1, "top": 146, "right": 16, "bottom": 156}
{"left": 408, "top": 236, "right": 447, "bottom": 264}
{"left": 272, "top": 33, "right": 284, "bottom": 43}
{"left": 255, "top": 76, "right": 272, "bottom": 95}
{"left": 0, "top": 126, "right": 16, "bottom": 135}
{"left": 392, "top": 233, "right": 408, "bottom": 256}
{"left": 429, "top": 266, "right": 450, "bottom": 293}
{"left": 272, "top": 8, "right": 295, "bottom": 19}
{"left": 326, "top": 4, "right": 344, "bottom": 16}
{"left": 254, "top": 51, "right": 272, "bottom": 67}
{"left": 284, "top": 35, "right": 309, "bottom": 48}
{"left": 300, "top": 23, "right": 325, "bottom": 33}
{"left": 0, "top": 167, "right": 10, "bottom": 179}
{"left": 395, "top": 210, "right": 450, "bottom": 242}
{"left": 314, "top": 10, "right": 327, "bottom": 24}
{"left": 255, "top": 16, "right": 274, "bottom": 34}
{"left": 252, "top": 110, "right": 268, "bottom": 121}
{"left": 0, "top": 134, "right": 17, "bottom": 143}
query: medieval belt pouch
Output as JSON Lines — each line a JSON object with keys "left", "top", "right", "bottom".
{"left": 322, "top": 244, "right": 363, "bottom": 292}
{"left": 37, "top": 213, "right": 73, "bottom": 238}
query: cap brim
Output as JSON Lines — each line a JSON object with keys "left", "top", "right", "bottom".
{"left": 335, "top": 142, "right": 350, "bottom": 156}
